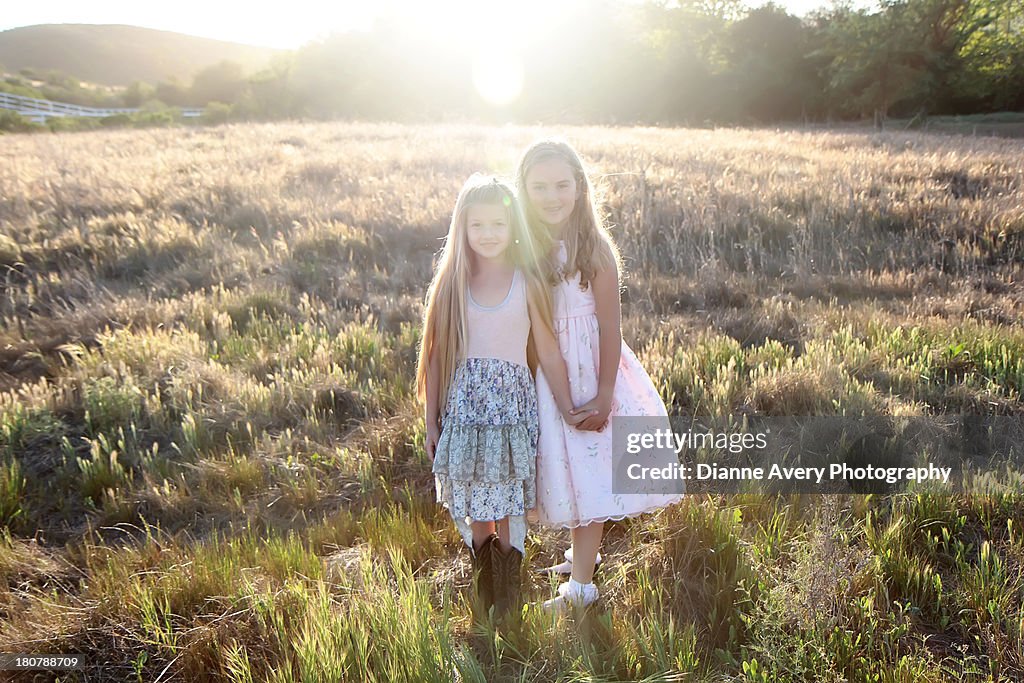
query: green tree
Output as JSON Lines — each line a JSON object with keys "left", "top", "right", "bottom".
{"left": 122, "top": 81, "right": 156, "bottom": 108}
{"left": 155, "top": 78, "right": 190, "bottom": 107}
{"left": 242, "top": 53, "right": 300, "bottom": 120}
{"left": 957, "top": 0, "right": 1024, "bottom": 110}
{"left": 722, "top": 3, "right": 817, "bottom": 122}
{"left": 631, "top": 0, "right": 738, "bottom": 123}
{"left": 880, "top": 0, "right": 990, "bottom": 114}
{"left": 290, "top": 32, "right": 365, "bottom": 118}
{"left": 190, "top": 60, "right": 247, "bottom": 106}
{"left": 813, "top": 5, "right": 928, "bottom": 124}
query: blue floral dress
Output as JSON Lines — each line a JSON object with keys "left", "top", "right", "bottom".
{"left": 431, "top": 268, "right": 538, "bottom": 554}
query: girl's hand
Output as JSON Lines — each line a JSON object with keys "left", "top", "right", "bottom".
{"left": 425, "top": 419, "right": 441, "bottom": 463}
{"left": 561, "top": 406, "right": 595, "bottom": 427}
{"left": 572, "top": 394, "right": 612, "bottom": 432}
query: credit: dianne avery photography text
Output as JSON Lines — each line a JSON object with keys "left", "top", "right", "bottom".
{"left": 611, "top": 415, "right": 1024, "bottom": 495}
{"left": 625, "top": 460, "right": 952, "bottom": 484}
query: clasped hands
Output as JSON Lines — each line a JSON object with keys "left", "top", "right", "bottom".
{"left": 559, "top": 391, "right": 612, "bottom": 432}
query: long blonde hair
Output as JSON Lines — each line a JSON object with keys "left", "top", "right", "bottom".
{"left": 416, "top": 174, "right": 555, "bottom": 419}
{"left": 514, "top": 138, "right": 622, "bottom": 292}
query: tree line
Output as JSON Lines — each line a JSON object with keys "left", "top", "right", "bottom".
{"left": 4, "top": 0, "right": 1022, "bottom": 127}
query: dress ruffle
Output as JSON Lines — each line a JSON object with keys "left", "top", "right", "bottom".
{"left": 432, "top": 423, "right": 535, "bottom": 482}
{"left": 434, "top": 474, "right": 536, "bottom": 522}
{"left": 431, "top": 356, "right": 539, "bottom": 554}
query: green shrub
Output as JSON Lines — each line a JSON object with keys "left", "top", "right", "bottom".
{"left": 46, "top": 116, "right": 101, "bottom": 132}
{"left": 0, "top": 110, "right": 43, "bottom": 133}
{"left": 100, "top": 112, "right": 133, "bottom": 127}
{"left": 201, "top": 101, "right": 232, "bottom": 125}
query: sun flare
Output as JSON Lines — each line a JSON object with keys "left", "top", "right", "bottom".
{"left": 395, "top": 0, "right": 578, "bottom": 106}
{"left": 471, "top": 49, "right": 524, "bottom": 106}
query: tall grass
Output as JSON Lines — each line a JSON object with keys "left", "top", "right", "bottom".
{"left": 0, "top": 121, "right": 1021, "bottom": 680}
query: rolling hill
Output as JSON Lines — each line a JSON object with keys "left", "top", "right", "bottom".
{"left": 0, "top": 24, "right": 285, "bottom": 86}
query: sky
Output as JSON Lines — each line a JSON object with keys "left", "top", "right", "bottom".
{"left": 0, "top": 0, "right": 879, "bottom": 50}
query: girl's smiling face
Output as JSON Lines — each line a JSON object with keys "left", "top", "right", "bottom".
{"left": 524, "top": 157, "right": 578, "bottom": 230}
{"left": 465, "top": 201, "right": 511, "bottom": 262}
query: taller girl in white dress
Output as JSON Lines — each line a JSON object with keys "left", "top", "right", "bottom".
{"left": 515, "top": 138, "right": 685, "bottom": 612}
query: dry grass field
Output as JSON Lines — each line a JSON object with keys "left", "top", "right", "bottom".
{"left": 0, "top": 121, "right": 1022, "bottom": 681}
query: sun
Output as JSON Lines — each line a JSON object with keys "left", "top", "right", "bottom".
{"left": 383, "top": 0, "right": 568, "bottom": 106}
{"left": 471, "top": 49, "right": 524, "bottom": 106}
{"left": 305, "top": 0, "right": 583, "bottom": 106}
{"left": 457, "top": 2, "right": 529, "bottom": 106}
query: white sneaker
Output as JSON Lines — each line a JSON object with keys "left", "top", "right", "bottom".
{"left": 540, "top": 579, "right": 599, "bottom": 613}
{"left": 535, "top": 548, "right": 603, "bottom": 576}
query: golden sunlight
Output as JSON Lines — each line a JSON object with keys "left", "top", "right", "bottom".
{"left": 471, "top": 49, "right": 524, "bottom": 106}
{"left": 451, "top": 1, "right": 537, "bottom": 106}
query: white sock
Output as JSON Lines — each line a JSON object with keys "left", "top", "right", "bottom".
{"left": 567, "top": 578, "right": 595, "bottom": 597}
{"left": 547, "top": 578, "right": 599, "bottom": 609}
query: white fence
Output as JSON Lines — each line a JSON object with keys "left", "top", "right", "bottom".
{"left": 0, "top": 92, "right": 204, "bottom": 123}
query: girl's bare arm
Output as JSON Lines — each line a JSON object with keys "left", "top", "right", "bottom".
{"left": 527, "top": 300, "right": 593, "bottom": 426}
{"left": 575, "top": 260, "right": 620, "bottom": 431}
